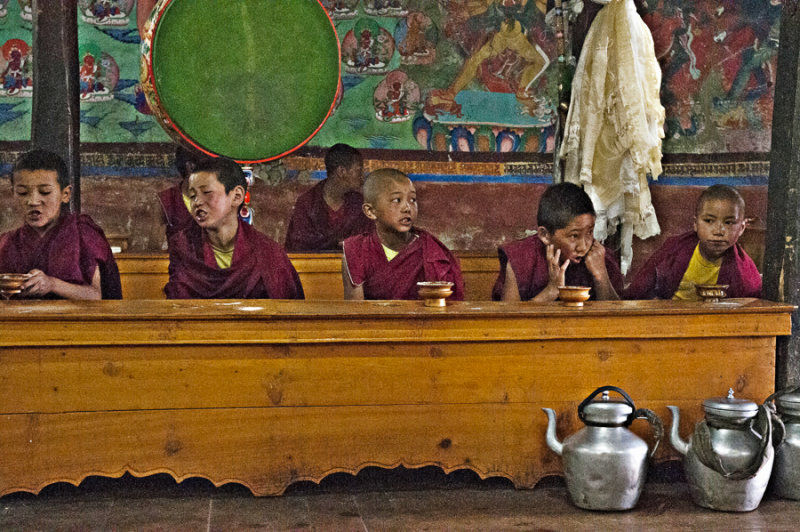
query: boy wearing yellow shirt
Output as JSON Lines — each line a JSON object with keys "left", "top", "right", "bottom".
{"left": 625, "top": 185, "right": 761, "bottom": 300}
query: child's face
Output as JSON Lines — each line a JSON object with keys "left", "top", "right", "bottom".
{"left": 694, "top": 198, "right": 745, "bottom": 261}
{"left": 539, "top": 213, "right": 596, "bottom": 264}
{"left": 364, "top": 177, "right": 417, "bottom": 235}
{"left": 340, "top": 160, "right": 364, "bottom": 192}
{"left": 188, "top": 171, "right": 243, "bottom": 230}
{"left": 12, "top": 169, "right": 70, "bottom": 235}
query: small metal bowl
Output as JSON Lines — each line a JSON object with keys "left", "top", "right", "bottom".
{"left": 417, "top": 281, "right": 454, "bottom": 307}
{"left": 0, "top": 273, "right": 30, "bottom": 298}
{"left": 696, "top": 284, "right": 729, "bottom": 303}
{"left": 558, "top": 285, "right": 591, "bottom": 307}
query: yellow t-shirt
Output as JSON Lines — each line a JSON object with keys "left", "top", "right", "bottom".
{"left": 673, "top": 244, "right": 721, "bottom": 301}
{"left": 182, "top": 193, "right": 192, "bottom": 213}
{"left": 382, "top": 244, "right": 399, "bottom": 262}
{"left": 211, "top": 244, "right": 234, "bottom": 270}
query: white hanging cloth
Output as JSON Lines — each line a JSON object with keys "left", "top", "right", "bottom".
{"left": 559, "top": 0, "right": 664, "bottom": 274}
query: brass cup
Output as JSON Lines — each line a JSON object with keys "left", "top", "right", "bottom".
{"left": 558, "top": 285, "right": 591, "bottom": 307}
{"left": 417, "top": 281, "right": 454, "bottom": 307}
{"left": 695, "top": 284, "right": 729, "bottom": 303}
{"left": 0, "top": 273, "right": 30, "bottom": 299}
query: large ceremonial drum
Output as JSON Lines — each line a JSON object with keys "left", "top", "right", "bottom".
{"left": 140, "top": 0, "right": 340, "bottom": 162}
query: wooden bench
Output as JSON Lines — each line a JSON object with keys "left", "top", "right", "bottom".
{"left": 0, "top": 298, "right": 790, "bottom": 496}
{"left": 116, "top": 252, "right": 500, "bottom": 300}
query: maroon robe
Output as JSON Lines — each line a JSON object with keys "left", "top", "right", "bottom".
{"left": 491, "top": 235, "right": 624, "bottom": 301}
{"left": 343, "top": 228, "right": 465, "bottom": 300}
{"left": 285, "top": 181, "right": 373, "bottom": 252}
{"left": 624, "top": 230, "right": 762, "bottom": 299}
{"left": 165, "top": 219, "right": 304, "bottom": 299}
{"left": 159, "top": 184, "right": 194, "bottom": 243}
{"left": 0, "top": 213, "right": 122, "bottom": 299}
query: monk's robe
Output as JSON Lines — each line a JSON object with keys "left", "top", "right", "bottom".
{"left": 0, "top": 213, "right": 122, "bottom": 299}
{"left": 491, "top": 235, "right": 624, "bottom": 301}
{"left": 284, "top": 181, "right": 373, "bottom": 252}
{"left": 624, "top": 230, "right": 761, "bottom": 300}
{"left": 165, "top": 220, "right": 304, "bottom": 299}
{"left": 159, "top": 184, "right": 194, "bottom": 243}
{"left": 343, "top": 229, "right": 465, "bottom": 300}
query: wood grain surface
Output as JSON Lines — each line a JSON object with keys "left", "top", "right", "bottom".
{"left": 0, "top": 299, "right": 792, "bottom": 496}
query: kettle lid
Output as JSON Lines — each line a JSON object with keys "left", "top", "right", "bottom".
{"left": 581, "top": 391, "right": 634, "bottom": 425}
{"left": 775, "top": 392, "right": 800, "bottom": 415}
{"left": 702, "top": 388, "right": 758, "bottom": 419}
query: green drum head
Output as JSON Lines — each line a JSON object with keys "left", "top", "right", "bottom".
{"left": 150, "top": 0, "right": 340, "bottom": 162}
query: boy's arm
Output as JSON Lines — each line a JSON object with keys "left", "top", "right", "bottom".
{"left": 531, "top": 244, "right": 567, "bottom": 302}
{"left": 500, "top": 262, "right": 521, "bottom": 301}
{"left": 583, "top": 241, "right": 619, "bottom": 300}
{"left": 624, "top": 250, "right": 661, "bottom": 299}
{"left": 341, "top": 254, "right": 364, "bottom": 300}
{"left": 23, "top": 267, "right": 103, "bottom": 300}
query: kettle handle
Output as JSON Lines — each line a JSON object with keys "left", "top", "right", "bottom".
{"left": 578, "top": 385, "right": 636, "bottom": 426}
{"left": 762, "top": 385, "right": 800, "bottom": 447}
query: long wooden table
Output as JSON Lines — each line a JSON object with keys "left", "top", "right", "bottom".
{"left": 0, "top": 299, "right": 792, "bottom": 497}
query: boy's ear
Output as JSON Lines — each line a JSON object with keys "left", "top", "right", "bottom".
{"left": 60, "top": 185, "right": 72, "bottom": 204}
{"left": 231, "top": 185, "right": 246, "bottom": 207}
{"left": 735, "top": 217, "right": 747, "bottom": 240}
{"left": 362, "top": 202, "right": 377, "bottom": 221}
{"left": 537, "top": 226, "right": 551, "bottom": 245}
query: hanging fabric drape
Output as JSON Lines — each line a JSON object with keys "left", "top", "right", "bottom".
{"left": 559, "top": 0, "right": 664, "bottom": 274}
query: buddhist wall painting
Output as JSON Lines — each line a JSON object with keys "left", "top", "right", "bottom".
{"left": 0, "top": 0, "right": 784, "bottom": 155}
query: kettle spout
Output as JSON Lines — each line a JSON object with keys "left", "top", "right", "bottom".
{"left": 666, "top": 405, "right": 689, "bottom": 456}
{"left": 542, "top": 408, "right": 563, "bottom": 456}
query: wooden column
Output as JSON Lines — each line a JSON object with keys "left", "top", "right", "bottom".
{"left": 764, "top": 1, "right": 800, "bottom": 388}
{"left": 30, "top": 0, "right": 80, "bottom": 212}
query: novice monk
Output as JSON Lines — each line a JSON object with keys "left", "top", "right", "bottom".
{"left": 625, "top": 184, "right": 761, "bottom": 300}
{"left": 284, "top": 143, "right": 373, "bottom": 252}
{"left": 164, "top": 157, "right": 304, "bottom": 299}
{"left": 0, "top": 149, "right": 121, "bottom": 299}
{"left": 492, "top": 182, "right": 623, "bottom": 302}
{"left": 158, "top": 145, "right": 213, "bottom": 244}
{"left": 342, "top": 168, "right": 464, "bottom": 300}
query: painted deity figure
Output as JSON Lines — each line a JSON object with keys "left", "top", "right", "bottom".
{"left": 354, "top": 29, "right": 378, "bottom": 69}
{"left": 80, "top": 53, "right": 102, "bottom": 98}
{"left": 2, "top": 40, "right": 32, "bottom": 96}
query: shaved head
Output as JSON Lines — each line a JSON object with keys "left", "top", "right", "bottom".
{"left": 362, "top": 168, "right": 412, "bottom": 204}
{"left": 696, "top": 184, "right": 745, "bottom": 218}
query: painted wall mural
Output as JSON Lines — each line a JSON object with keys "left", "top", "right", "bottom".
{"left": 0, "top": 0, "right": 168, "bottom": 143}
{"left": 0, "top": 0, "right": 783, "bottom": 154}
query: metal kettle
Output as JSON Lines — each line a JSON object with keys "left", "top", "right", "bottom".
{"left": 543, "top": 385, "right": 663, "bottom": 511}
{"left": 765, "top": 387, "right": 800, "bottom": 499}
{"left": 668, "top": 389, "right": 773, "bottom": 511}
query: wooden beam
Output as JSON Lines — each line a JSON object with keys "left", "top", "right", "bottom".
{"left": 764, "top": 1, "right": 800, "bottom": 388}
{"left": 30, "top": 0, "right": 80, "bottom": 212}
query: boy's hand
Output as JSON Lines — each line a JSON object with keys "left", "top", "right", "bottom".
{"left": 546, "top": 243, "right": 569, "bottom": 288}
{"left": 22, "top": 269, "right": 54, "bottom": 297}
{"left": 584, "top": 240, "right": 609, "bottom": 280}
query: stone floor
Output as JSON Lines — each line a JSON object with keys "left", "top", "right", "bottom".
{"left": 2, "top": 464, "right": 799, "bottom": 531}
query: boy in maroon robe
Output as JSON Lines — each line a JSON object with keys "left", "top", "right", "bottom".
{"left": 342, "top": 168, "right": 464, "bottom": 300}
{"left": 285, "top": 143, "right": 373, "bottom": 252}
{"left": 158, "top": 145, "right": 213, "bottom": 245}
{"left": 0, "top": 149, "right": 121, "bottom": 299}
{"left": 165, "top": 157, "right": 303, "bottom": 299}
{"left": 625, "top": 184, "right": 761, "bottom": 300}
{"left": 492, "top": 182, "right": 623, "bottom": 301}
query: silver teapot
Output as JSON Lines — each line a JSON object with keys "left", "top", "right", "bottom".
{"left": 765, "top": 387, "right": 800, "bottom": 499}
{"left": 543, "top": 386, "right": 663, "bottom": 511}
{"left": 668, "top": 389, "right": 773, "bottom": 512}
